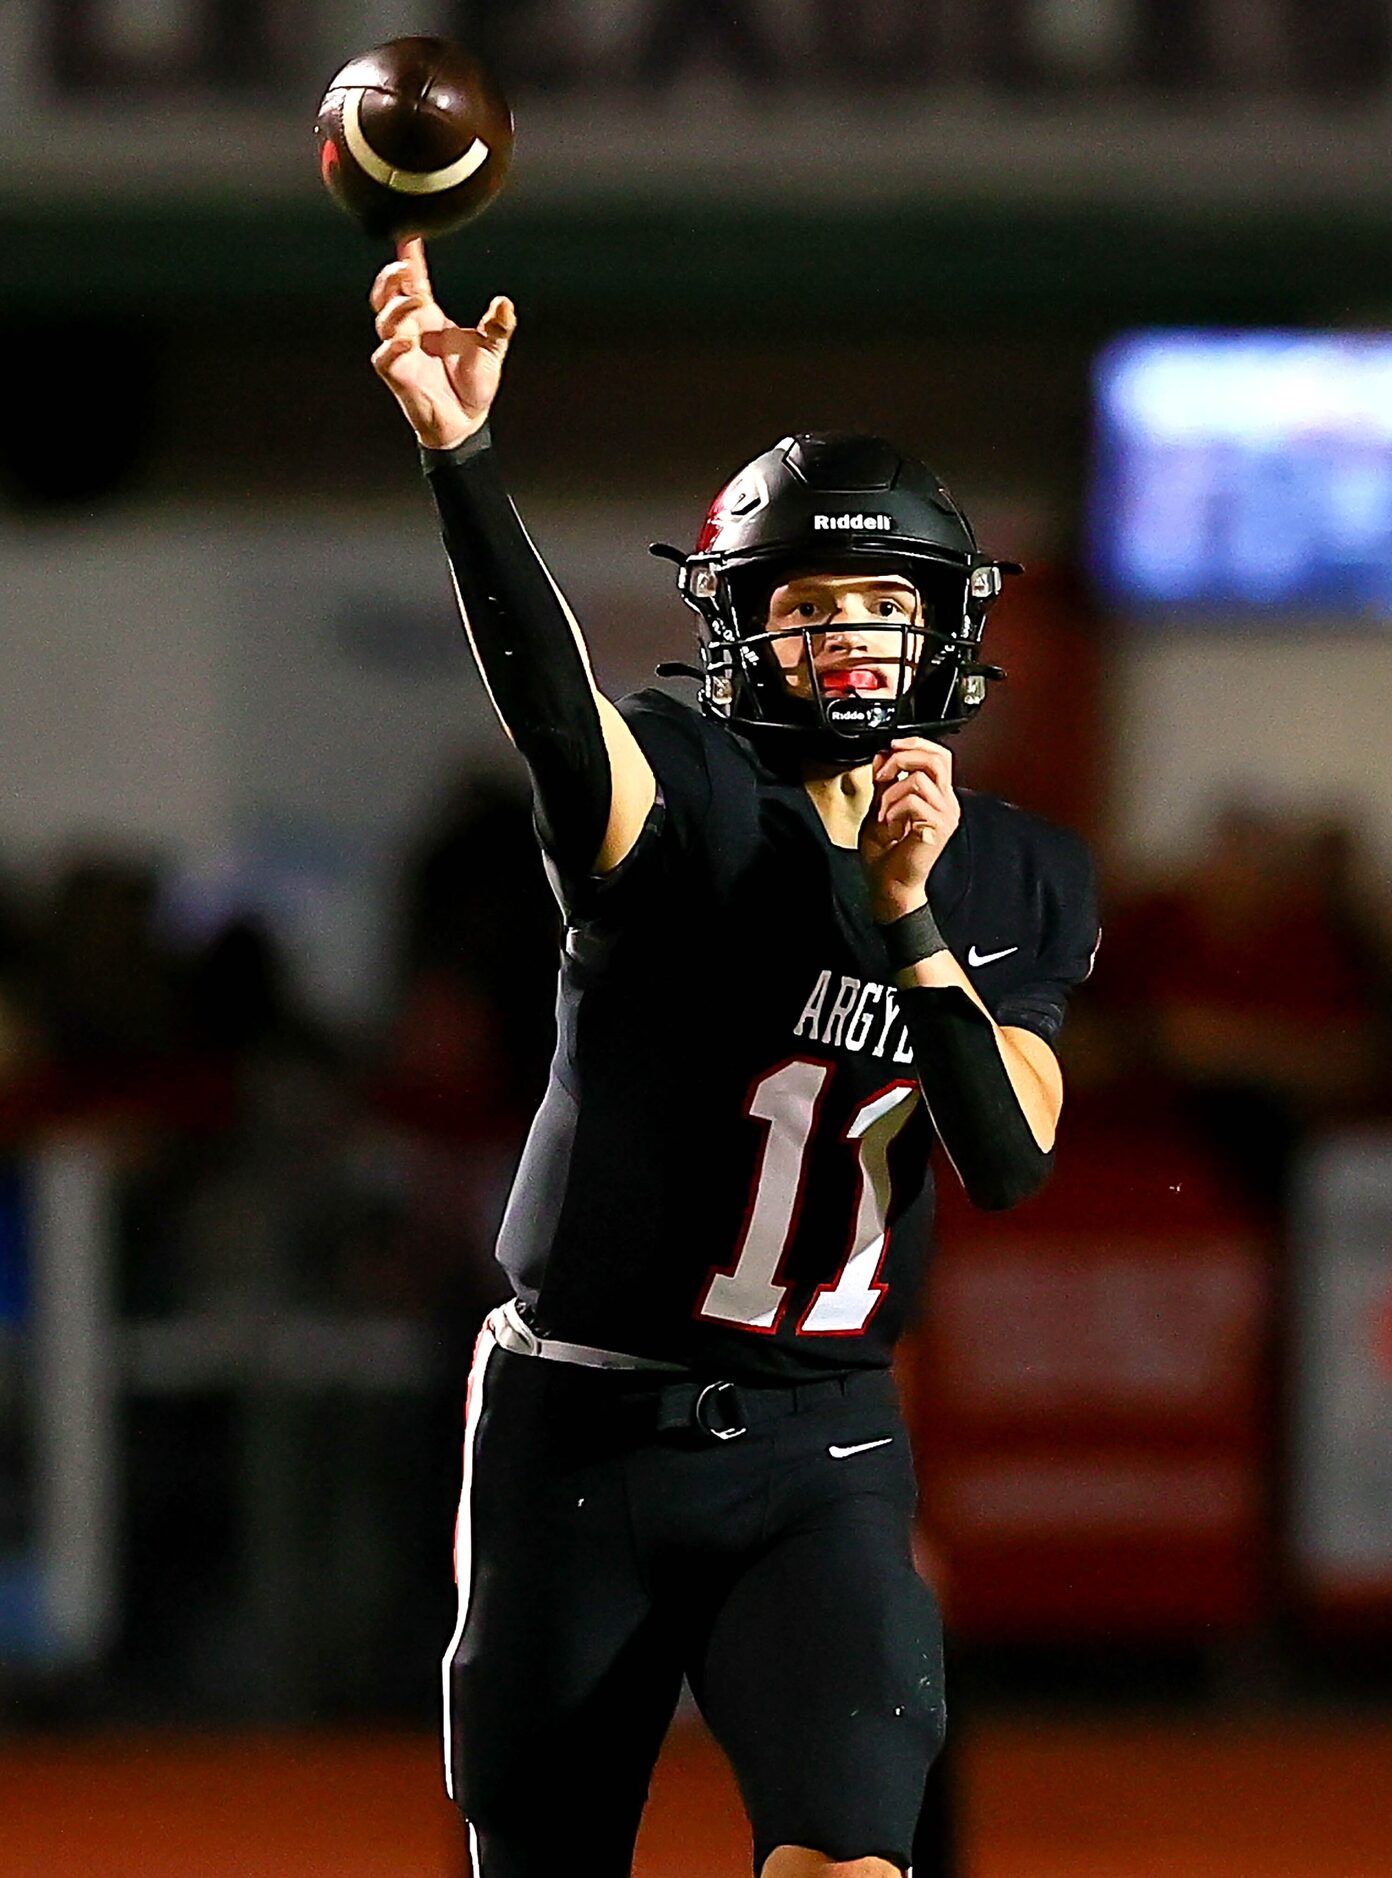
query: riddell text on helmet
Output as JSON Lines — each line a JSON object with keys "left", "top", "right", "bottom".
{"left": 812, "top": 513, "right": 895, "bottom": 530}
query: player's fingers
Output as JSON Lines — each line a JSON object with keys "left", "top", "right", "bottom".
{"left": 875, "top": 802, "right": 938, "bottom": 847}
{"left": 872, "top": 747, "right": 944, "bottom": 786}
{"left": 396, "top": 234, "right": 432, "bottom": 297}
{"left": 371, "top": 333, "right": 416, "bottom": 380}
{"left": 891, "top": 736, "right": 952, "bottom": 757}
{"left": 889, "top": 735, "right": 952, "bottom": 764}
{"left": 477, "top": 295, "right": 517, "bottom": 351}
{"left": 879, "top": 794, "right": 937, "bottom": 835}
{"left": 885, "top": 742, "right": 953, "bottom": 787}
{"left": 877, "top": 774, "right": 925, "bottom": 813}
{"left": 369, "top": 260, "right": 418, "bottom": 314}
{"left": 420, "top": 325, "right": 479, "bottom": 358}
{"left": 373, "top": 291, "right": 428, "bottom": 341}
{"left": 421, "top": 305, "right": 513, "bottom": 360}
{"left": 888, "top": 808, "right": 940, "bottom": 848}
{"left": 879, "top": 773, "right": 953, "bottom": 822}
{"left": 885, "top": 764, "right": 951, "bottom": 816}
{"left": 880, "top": 802, "right": 952, "bottom": 848}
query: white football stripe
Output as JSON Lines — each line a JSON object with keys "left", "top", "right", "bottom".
{"left": 441, "top": 1318, "right": 498, "bottom": 1802}
{"left": 342, "top": 88, "right": 489, "bottom": 194}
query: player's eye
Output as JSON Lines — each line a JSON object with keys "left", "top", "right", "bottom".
{"left": 876, "top": 597, "right": 909, "bottom": 617}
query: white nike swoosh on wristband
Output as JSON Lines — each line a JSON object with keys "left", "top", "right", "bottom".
{"left": 967, "top": 944, "right": 1019, "bottom": 967}
{"left": 828, "top": 1437, "right": 894, "bottom": 1459}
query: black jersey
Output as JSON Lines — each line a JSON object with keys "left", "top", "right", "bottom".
{"left": 495, "top": 688, "right": 1098, "bottom": 1382}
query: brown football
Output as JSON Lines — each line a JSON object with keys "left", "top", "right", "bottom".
{"left": 315, "top": 37, "right": 513, "bottom": 243}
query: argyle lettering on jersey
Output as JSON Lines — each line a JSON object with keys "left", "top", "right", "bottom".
{"left": 496, "top": 690, "right": 1098, "bottom": 1382}
{"left": 792, "top": 968, "right": 914, "bottom": 1062}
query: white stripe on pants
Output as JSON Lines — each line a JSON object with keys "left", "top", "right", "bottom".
{"left": 441, "top": 1317, "right": 499, "bottom": 1805}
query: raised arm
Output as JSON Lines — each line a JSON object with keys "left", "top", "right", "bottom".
{"left": 369, "top": 238, "right": 655, "bottom": 879}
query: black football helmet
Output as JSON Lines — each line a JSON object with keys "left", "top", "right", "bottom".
{"left": 653, "top": 432, "right": 1018, "bottom": 766}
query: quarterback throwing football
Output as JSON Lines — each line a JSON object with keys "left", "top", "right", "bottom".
{"left": 369, "top": 240, "right": 1098, "bottom": 1878}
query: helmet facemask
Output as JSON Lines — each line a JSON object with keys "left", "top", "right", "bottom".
{"left": 684, "top": 551, "right": 1007, "bottom": 766}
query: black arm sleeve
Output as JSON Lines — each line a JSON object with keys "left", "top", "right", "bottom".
{"left": 421, "top": 425, "right": 612, "bottom": 877}
{"left": 897, "top": 984, "right": 1054, "bottom": 1212}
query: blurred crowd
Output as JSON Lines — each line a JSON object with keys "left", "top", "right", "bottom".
{"left": 3, "top": 763, "right": 1392, "bottom": 1720}
{"left": 0, "top": 779, "right": 559, "bottom": 1326}
{"left": 0, "top": 774, "right": 558, "bottom": 1719}
{"left": 1080, "top": 803, "right": 1392, "bottom": 1214}
{"left": 45, "top": 0, "right": 1392, "bottom": 104}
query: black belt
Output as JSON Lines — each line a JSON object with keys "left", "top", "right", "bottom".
{"left": 645, "top": 1370, "right": 876, "bottom": 1443}
{"left": 493, "top": 1299, "right": 889, "bottom": 1443}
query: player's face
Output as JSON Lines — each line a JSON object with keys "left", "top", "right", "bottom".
{"left": 764, "top": 573, "right": 925, "bottom": 702}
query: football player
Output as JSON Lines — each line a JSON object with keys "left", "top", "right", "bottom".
{"left": 368, "top": 239, "right": 1098, "bottom": 1878}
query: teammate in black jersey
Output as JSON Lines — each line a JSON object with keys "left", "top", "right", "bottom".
{"left": 368, "top": 241, "right": 1098, "bottom": 1878}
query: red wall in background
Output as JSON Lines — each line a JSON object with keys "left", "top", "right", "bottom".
{"left": 903, "top": 1110, "right": 1274, "bottom": 1640}
{"left": 955, "top": 562, "right": 1106, "bottom": 843}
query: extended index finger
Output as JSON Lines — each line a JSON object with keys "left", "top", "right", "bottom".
{"left": 395, "top": 235, "right": 432, "bottom": 298}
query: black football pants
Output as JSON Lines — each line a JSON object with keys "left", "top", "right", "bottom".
{"left": 443, "top": 1319, "right": 946, "bottom": 1875}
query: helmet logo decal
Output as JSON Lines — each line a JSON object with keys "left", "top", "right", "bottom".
{"left": 724, "top": 469, "right": 770, "bottom": 518}
{"left": 696, "top": 468, "right": 770, "bottom": 550}
{"left": 824, "top": 695, "right": 896, "bottom": 733}
{"left": 812, "top": 513, "right": 895, "bottom": 531}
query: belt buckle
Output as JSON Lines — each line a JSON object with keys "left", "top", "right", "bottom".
{"left": 499, "top": 1299, "right": 541, "bottom": 1357}
{"left": 694, "top": 1380, "right": 746, "bottom": 1442}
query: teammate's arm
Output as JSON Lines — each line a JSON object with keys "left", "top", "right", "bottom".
{"left": 860, "top": 739, "right": 1063, "bottom": 1210}
{"left": 369, "top": 238, "right": 655, "bottom": 878}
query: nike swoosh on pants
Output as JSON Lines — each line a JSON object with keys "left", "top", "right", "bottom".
{"left": 827, "top": 1437, "right": 894, "bottom": 1459}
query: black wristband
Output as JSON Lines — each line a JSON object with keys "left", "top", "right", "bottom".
{"left": 420, "top": 419, "right": 493, "bottom": 474}
{"left": 877, "top": 900, "right": 947, "bottom": 972}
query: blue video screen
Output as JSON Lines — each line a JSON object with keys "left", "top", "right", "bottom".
{"left": 1090, "top": 331, "right": 1392, "bottom": 618}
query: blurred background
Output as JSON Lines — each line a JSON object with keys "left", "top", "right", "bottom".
{"left": 4, "top": 2, "right": 1392, "bottom": 1873}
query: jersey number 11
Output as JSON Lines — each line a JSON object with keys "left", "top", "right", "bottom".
{"left": 697, "top": 1058, "right": 918, "bottom": 1337}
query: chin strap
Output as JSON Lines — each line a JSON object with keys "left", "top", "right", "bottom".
{"left": 896, "top": 984, "right": 1054, "bottom": 1211}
